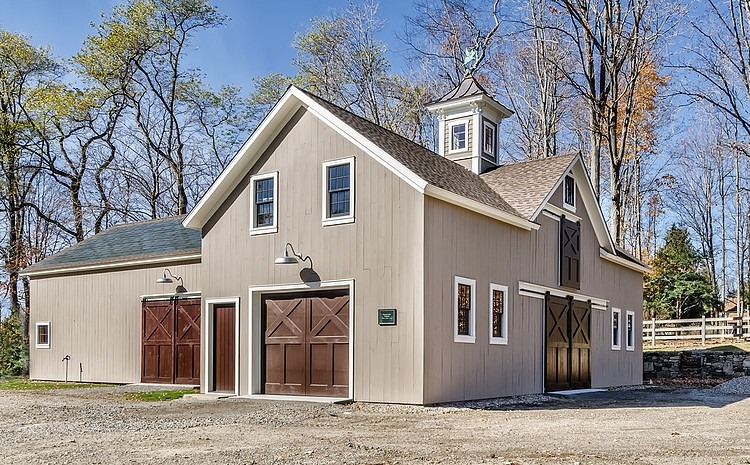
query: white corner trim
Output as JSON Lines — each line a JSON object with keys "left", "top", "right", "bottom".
{"left": 204, "top": 297, "right": 241, "bottom": 396}
{"left": 489, "top": 283, "right": 509, "bottom": 345}
{"left": 600, "top": 248, "right": 651, "bottom": 274}
{"left": 517, "top": 281, "right": 609, "bottom": 309}
{"left": 425, "top": 185, "right": 539, "bottom": 231}
{"left": 22, "top": 254, "right": 202, "bottom": 278}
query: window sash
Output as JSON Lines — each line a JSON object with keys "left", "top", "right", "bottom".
{"left": 457, "top": 283, "right": 471, "bottom": 336}
{"left": 327, "top": 164, "right": 351, "bottom": 217}
{"left": 492, "top": 289, "right": 504, "bottom": 338}
{"left": 254, "top": 178, "right": 274, "bottom": 227}
{"left": 564, "top": 176, "right": 575, "bottom": 207}
{"left": 451, "top": 123, "right": 466, "bottom": 151}
{"left": 611, "top": 309, "right": 621, "bottom": 350}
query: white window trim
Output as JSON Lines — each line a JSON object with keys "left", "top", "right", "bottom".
{"left": 249, "top": 171, "right": 278, "bottom": 235}
{"left": 454, "top": 276, "right": 476, "bottom": 343}
{"left": 481, "top": 119, "right": 496, "bottom": 162}
{"left": 611, "top": 307, "right": 622, "bottom": 350}
{"left": 489, "top": 283, "right": 508, "bottom": 345}
{"left": 35, "top": 321, "right": 50, "bottom": 349}
{"left": 448, "top": 120, "right": 468, "bottom": 154}
{"left": 322, "top": 157, "right": 355, "bottom": 226}
{"left": 625, "top": 310, "right": 635, "bottom": 351}
{"left": 563, "top": 175, "right": 576, "bottom": 212}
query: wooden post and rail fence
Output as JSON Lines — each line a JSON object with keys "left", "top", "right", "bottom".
{"left": 643, "top": 316, "right": 750, "bottom": 345}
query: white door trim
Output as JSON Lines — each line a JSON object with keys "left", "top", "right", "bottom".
{"left": 203, "top": 297, "right": 240, "bottom": 396}
{"left": 248, "top": 279, "right": 355, "bottom": 400}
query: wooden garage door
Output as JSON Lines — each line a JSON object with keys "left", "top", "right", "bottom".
{"left": 263, "top": 291, "right": 349, "bottom": 397}
{"left": 545, "top": 294, "right": 591, "bottom": 392}
{"left": 142, "top": 298, "right": 200, "bottom": 384}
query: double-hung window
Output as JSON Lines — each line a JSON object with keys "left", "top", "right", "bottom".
{"left": 625, "top": 310, "right": 635, "bottom": 351}
{"left": 482, "top": 119, "right": 497, "bottom": 161}
{"left": 250, "top": 172, "right": 278, "bottom": 234}
{"left": 454, "top": 276, "right": 476, "bottom": 343}
{"left": 36, "top": 322, "right": 50, "bottom": 349}
{"left": 489, "top": 283, "right": 508, "bottom": 344}
{"left": 611, "top": 308, "right": 621, "bottom": 350}
{"left": 322, "top": 158, "right": 355, "bottom": 225}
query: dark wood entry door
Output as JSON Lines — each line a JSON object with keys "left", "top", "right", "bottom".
{"left": 212, "top": 304, "right": 236, "bottom": 392}
{"left": 142, "top": 298, "right": 201, "bottom": 384}
{"left": 545, "top": 294, "right": 591, "bottom": 392}
{"left": 263, "top": 291, "right": 349, "bottom": 397}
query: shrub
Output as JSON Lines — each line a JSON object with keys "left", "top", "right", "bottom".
{"left": 0, "top": 314, "right": 28, "bottom": 377}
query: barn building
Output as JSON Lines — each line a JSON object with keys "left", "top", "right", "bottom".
{"left": 24, "top": 79, "right": 648, "bottom": 403}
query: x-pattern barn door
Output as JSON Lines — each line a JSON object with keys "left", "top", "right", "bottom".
{"left": 545, "top": 294, "right": 591, "bottom": 392}
{"left": 263, "top": 290, "right": 349, "bottom": 397}
{"left": 142, "top": 298, "right": 201, "bottom": 384}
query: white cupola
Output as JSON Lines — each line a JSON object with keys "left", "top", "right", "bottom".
{"left": 426, "top": 76, "right": 513, "bottom": 175}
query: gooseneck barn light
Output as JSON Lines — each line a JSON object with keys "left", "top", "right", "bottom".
{"left": 156, "top": 268, "right": 187, "bottom": 293}
{"left": 274, "top": 242, "right": 313, "bottom": 269}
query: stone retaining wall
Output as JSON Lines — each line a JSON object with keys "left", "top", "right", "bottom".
{"left": 643, "top": 350, "right": 750, "bottom": 380}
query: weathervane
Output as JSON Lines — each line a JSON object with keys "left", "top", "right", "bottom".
{"left": 463, "top": 46, "right": 479, "bottom": 77}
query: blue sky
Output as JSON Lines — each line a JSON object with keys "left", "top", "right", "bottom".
{"left": 0, "top": 0, "right": 413, "bottom": 89}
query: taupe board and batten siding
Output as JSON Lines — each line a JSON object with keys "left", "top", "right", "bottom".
{"left": 422, "top": 174, "right": 642, "bottom": 404}
{"left": 200, "top": 108, "right": 426, "bottom": 403}
{"left": 29, "top": 262, "right": 201, "bottom": 384}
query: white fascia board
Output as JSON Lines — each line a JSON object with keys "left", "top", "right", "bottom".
{"left": 600, "top": 248, "right": 652, "bottom": 274}
{"left": 183, "top": 89, "right": 302, "bottom": 230}
{"left": 530, "top": 154, "right": 616, "bottom": 253}
{"left": 294, "top": 90, "right": 428, "bottom": 193}
{"left": 21, "top": 254, "right": 201, "bottom": 278}
{"left": 426, "top": 94, "right": 514, "bottom": 118}
{"left": 425, "top": 185, "right": 539, "bottom": 231}
{"left": 518, "top": 280, "right": 609, "bottom": 308}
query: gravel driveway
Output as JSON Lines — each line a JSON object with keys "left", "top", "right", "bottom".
{"left": 1, "top": 382, "right": 749, "bottom": 464}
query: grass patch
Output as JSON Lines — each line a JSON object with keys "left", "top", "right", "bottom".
{"left": 125, "top": 388, "right": 199, "bottom": 402}
{"left": 0, "top": 378, "right": 107, "bottom": 390}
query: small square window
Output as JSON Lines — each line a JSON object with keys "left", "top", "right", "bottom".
{"left": 36, "top": 322, "right": 50, "bottom": 349}
{"left": 322, "top": 158, "right": 355, "bottom": 225}
{"left": 611, "top": 308, "right": 621, "bottom": 350}
{"left": 482, "top": 120, "right": 497, "bottom": 161}
{"left": 250, "top": 172, "right": 278, "bottom": 235}
{"left": 563, "top": 175, "right": 576, "bottom": 210}
{"left": 449, "top": 121, "right": 467, "bottom": 152}
{"left": 454, "top": 276, "right": 476, "bottom": 343}
{"left": 625, "top": 311, "right": 635, "bottom": 351}
{"left": 489, "top": 283, "right": 508, "bottom": 344}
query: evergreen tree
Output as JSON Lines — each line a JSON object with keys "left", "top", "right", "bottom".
{"left": 644, "top": 225, "right": 718, "bottom": 319}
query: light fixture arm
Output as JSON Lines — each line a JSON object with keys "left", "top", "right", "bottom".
{"left": 163, "top": 268, "right": 184, "bottom": 287}
{"left": 284, "top": 242, "right": 314, "bottom": 269}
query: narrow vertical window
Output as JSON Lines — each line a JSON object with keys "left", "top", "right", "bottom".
{"left": 454, "top": 276, "right": 476, "bottom": 343}
{"left": 489, "top": 283, "right": 508, "bottom": 344}
{"left": 322, "top": 158, "right": 355, "bottom": 225}
{"left": 626, "top": 311, "right": 635, "bottom": 351}
{"left": 36, "top": 322, "right": 50, "bottom": 349}
{"left": 563, "top": 175, "right": 576, "bottom": 209}
{"left": 611, "top": 308, "right": 621, "bottom": 350}
{"left": 250, "top": 172, "right": 278, "bottom": 234}
{"left": 482, "top": 119, "right": 497, "bottom": 161}
{"left": 450, "top": 121, "right": 467, "bottom": 152}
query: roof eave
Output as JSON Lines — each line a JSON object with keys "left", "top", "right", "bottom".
{"left": 600, "top": 248, "right": 652, "bottom": 274}
{"left": 21, "top": 253, "right": 202, "bottom": 278}
{"left": 424, "top": 184, "right": 539, "bottom": 231}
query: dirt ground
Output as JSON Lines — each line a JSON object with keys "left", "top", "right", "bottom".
{"left": 1, "top": 384, "right": 750, "bottom": 465}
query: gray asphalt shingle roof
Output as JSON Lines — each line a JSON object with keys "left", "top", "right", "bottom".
{"left": 303, "top": 90, "right": 522, "bottom": 217}
{"left": 480, "top": 154, "right": 577, "bottom": 219}
{"left": 23, "top": 216, "right": 200, "bottom": 274}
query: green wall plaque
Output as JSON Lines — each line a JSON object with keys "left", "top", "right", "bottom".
{"left": 378, "top": 308, "right": 397, "bottom": 326}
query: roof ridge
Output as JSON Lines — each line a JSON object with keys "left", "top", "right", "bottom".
{"left": 495, "top": 153, "right": 578, "bottom": 170}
